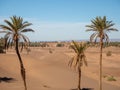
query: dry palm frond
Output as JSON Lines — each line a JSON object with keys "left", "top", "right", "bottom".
{"left": 68, "top": 41, "right": 88, "bottom": 69}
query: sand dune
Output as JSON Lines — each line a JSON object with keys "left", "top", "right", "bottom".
{"left": 0, "top": 47, "right": 120, "bottom": 90}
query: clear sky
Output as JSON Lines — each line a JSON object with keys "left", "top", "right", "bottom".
{"left": 0, "top": 0, "right": 120, "bottom": 41}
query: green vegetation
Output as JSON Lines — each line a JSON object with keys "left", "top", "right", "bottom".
{"left": 40, "top": 43, "right": 49, "bottom": 47}
{"left": 107, "top": 76, "right": 116, "bottom": 81}
{"left": 56, "top": 43, "right": 64, "bottom": 47}
{"left": 0, "top": 46, "right": 5, "bottom": 53}
{"left": 0, "top": 38, "right": 4, "bottom": 47}
{"left": 0, "top": 38, "right": 5, "bottom": 53}
{"left": 29, "top": 42, "right": 40, "bottom": 47}
{"left": 108, "top": 42, "right": 120, "bottom": 47}
{"left": 0, "top": 16, "right": 34, "bottom": 90}
{"left": 86, "top": 41, "right": 120, "bottom": 48}
{"left": 86, "top": 16, "right": 118, "bottom": 90}
{"left": 29, "top": 42, "right": 49, "bottom": 47}
{"left": 103, "top": 75, "right": 116, "bottom": 81}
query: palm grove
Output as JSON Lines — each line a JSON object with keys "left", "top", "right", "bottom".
{"left": 0, "top": 16, "right": 118, "bottom": 90}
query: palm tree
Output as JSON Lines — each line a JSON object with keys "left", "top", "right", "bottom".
{"left": 68, "top": 41, "right": 88, "bottom": 90}
{"left": 0, "top": 16, "right": 34, "bottom": 90}
{"left": 86, "top": 16, "right": 118, "bottom": 90}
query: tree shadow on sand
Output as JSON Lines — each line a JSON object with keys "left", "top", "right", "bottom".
{"left": 0, "top": 77, "right": 15, "bottom": 83}
{"left": 70, "top": 88, "right": 94, "bottom": 90}
{"left": 43, "top": 84, "right": 51, "bottom": 88}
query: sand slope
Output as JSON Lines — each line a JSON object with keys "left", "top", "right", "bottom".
{"left": 0, "top": 47, "right": 120, "bottom": 90}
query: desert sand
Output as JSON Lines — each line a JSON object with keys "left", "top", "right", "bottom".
{"left": 0, "top": 46, "right": 120, "bottom": 90}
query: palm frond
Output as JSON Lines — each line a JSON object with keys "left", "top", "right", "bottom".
{"left": 20, "top": 34, "right": 30, "bottom": 43}
{"left": 68, "top": 56, "right": 75, "bottom": 67}
{"left": 71, "top": 40, "right": 80, "bottom": 53}
{"left": 107, "top": 28, "right": 118, "bottom": 31}
{"left": 21, "top": 23, "right": 32, "bottom": 30}
{"left": 6, "top": 38, "right": 12, "bottom": 49}
{"left": 90, "top": 33, "right": 98, "bottom": 42}
{"left": 21, "top": 29, "right": 34, "bottom": 33}
{"left": 103, "top": 33, "right": 109, "bottom": 45}
{"left": 0, "top": 25, "right": 13, "bottom": 31}
{"left": 20, "top": 42, "right": 24, "bottom": 52}
{"left": 94, "top": 35, "right": 100, "bottom": 43}
{"left": 69, "top": 41, "right": 88, "bottom": 69}
{"left": 74, "top": 54, "right": 80, "bottom": 68}
{"left": 4, "top": 20, "right": 16, "bottom": 31}
{"left": 0, "top": 31, "right": 9, "bottom": 33}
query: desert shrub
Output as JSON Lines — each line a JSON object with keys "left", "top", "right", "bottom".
{"left": 106, "top": 51, "right": 112, "bottom": 56}
{"left": 49, "top": 48, "right": 53, "bottom": 53}
{"left": 40, "top": 43, "right": 49, "bottom": 47}
{"left": 107, "top": 42, "right": 120, "bottom": 47}
{"left": 107, "top": 76, "right": 116, "bottom": 81}
{"left": 0, "top": 46, "right": 5, "bottom": 53}
{"left": 0, "top": 48, "right": 4, "bottom": 53}
{"left": 56, "top": 43, "right": 64, "bottom": 47}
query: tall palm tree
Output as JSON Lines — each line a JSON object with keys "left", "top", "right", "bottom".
{"left": 0, "top": 16, "right": 34, "bottom": 90}
{"left": 68, "top": 41, "right": 88, "bottom": 90}
{"left": 86, "top": 16, "right": 118, "bottom": 90}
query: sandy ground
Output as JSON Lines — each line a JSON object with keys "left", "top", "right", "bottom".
{"left": 0, "top": 47, "right": 120, "bottom": 90}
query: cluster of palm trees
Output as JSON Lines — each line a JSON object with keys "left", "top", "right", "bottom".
{"left": 0, "top": 16, "right": 118, "bottom": 90}
{"left": 70, "top": 16, "right": 118, "bottom": 90}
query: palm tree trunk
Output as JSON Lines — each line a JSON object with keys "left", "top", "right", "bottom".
{"left": 99, "top": 37, "right": 103, "bottom": 90}
{"left": 78, "top": 67, "right": 81, "bottom": 90}
{"left": 15, "top": 39, "right": 27, "bottom": 90}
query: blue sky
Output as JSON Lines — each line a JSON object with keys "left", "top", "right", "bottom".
{"left": 0, "top": 0, "right": 120, "bottom": 41}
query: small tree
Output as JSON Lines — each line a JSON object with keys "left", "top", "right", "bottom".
{"left": 86, "top": 16, "right": 118, "bottom": 90}
{"left": 68, "top": 41, "right": 88, "bottom": 90}
{"left": 56, "top": 43, "right": 64, "bottom": 47}
{"left": 0, "top": 16, "right": 34, "bottom": 90}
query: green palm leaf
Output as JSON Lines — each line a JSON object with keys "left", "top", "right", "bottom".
{"left": 0, "top": 25, "right": 13, "bottom": 31}
{"left": 21, "top": 29, "right": 34, "bottom": 33}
